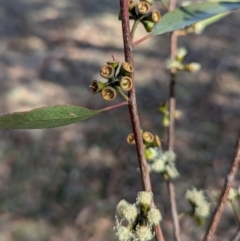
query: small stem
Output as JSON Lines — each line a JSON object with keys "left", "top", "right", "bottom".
{"left": 203, "top": 133, "right": 240, "bottom": 241}
{"left": 119, "top": 1, "right": 165, "bottom": 241}
{"left": 132, "top": 33, "right": 153, "bottom": 47}
{"left": 167, "top": 179, "right": 181, "bottom": 241}
{"left": 115, "top": 85, "right": 129, "bottom": 101}
{"left": 168, "top": 73, "right": 176, "bottom": 151}
{"left": 101, "top": 101, "right": 128, "bottom": 112}
{"left": 165, "top": 0, "right": 181, "bottom": 240}
{"left": 131, "top": 19, "right": 141, "bottom": 40}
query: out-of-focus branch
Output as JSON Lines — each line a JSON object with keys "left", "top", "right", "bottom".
{"left": 203, "top": 133, "right": 240, "bottom": 241}
{"left": 167, "top": 0, "right": 181, "bottom": 241}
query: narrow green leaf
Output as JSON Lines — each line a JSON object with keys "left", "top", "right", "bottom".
{"left": 152, "top": 1, "right": 240, "bottom": 35}
{"left": 0, "top": 105, "right": 102, "bottom": 129}
{"left": 193, "top": 12, "right": 230, "bottom": 34}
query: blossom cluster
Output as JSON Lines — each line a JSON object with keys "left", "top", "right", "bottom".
{"left": 115, "top": 192, "right": 162, "bottom": 241}
{"left": 146, "top": 147, "right": 179, "bottom": 179}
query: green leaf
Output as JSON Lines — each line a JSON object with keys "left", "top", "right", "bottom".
{"left": 0, "top": 105, "right": 102, "bottom": 129}
{"left": 192, "top": 12, "right": 230, "bottom": 34}
{"left": 152, "top": 1, "right": 240, "bottom": 35}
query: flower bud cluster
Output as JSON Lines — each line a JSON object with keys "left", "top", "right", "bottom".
{"left": 115, "top": 191, "right": 162, "bottom": 241}
{"left": 166, "top": 47, "right": 201, "bottom": 73}
{"left": 89, "top": 60, "right": 134, "bottom": 101}
{"left": 127, "top": 130, "right": 179, "bottom": 179}
{"left": 119, "top": 0, "right": 161, "bottom": 32}
{"left": 185, "top": 187, "right": 211, "bottom": 225}
{"left": 158, "top": 102, "right": 182, "bottom": 127}
{"left": 147, "top": 147, "right": 179, "bottom": 179}
{"left": 127, "top": 131, "right": 161, "bottom": 148}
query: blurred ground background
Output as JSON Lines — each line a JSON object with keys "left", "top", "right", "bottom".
{"left": 0, "top": 0, "right": 240, "bottom": 240}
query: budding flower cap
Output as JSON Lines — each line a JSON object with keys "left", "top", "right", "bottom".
{"left": 165, "top": 164, "right": 179, "bottom": 179}
{"left": 188, "top": 63, "right": 201, "bottom": 72}
{"left": 228, "top": 188, "right": 238, "bottom": 201}
{"left": 176, "top": 47, "right": 187, "bottom": 59}
{"left": 136, "top": 191, "right": 153, "bottom": 206}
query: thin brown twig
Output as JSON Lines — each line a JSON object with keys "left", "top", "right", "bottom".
{"left": 166, "top": 0, "right": 181, "bottom": 240}
{"left": 101, "top": 101, "right": 128, "bottom": 112}
{"left": 119, "top": 1, "right": 165, "bottom": 241}
{"left": 203, "top": 133, "right": 240, "bottom": 241}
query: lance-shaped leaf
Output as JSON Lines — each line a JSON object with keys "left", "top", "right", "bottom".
{"left": 152, "top": 1, "right": 240, "bottom": 35}
{"left": 0, "top": 105, "right": 102, "bottom": 129}
{"left": 192, "top": 12, "right": 230, "bottom": 34}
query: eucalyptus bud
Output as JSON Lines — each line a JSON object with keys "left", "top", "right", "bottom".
{"left": 100, "top": 65, "right": 115, "bottom": 79}
{"left": 89, "top": 80, "right": 108, "bottom": 94}
{"left": 101, "top": 86, "right": 117, "bottom": 101}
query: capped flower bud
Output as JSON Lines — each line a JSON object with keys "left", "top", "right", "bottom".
{"left": 154, "top": 135, "right": 161, "bottom": 147}
{"left": 136, "top": 191, "right": 153, "bottom": 207}
{"left": 100, "top": 65, "right": 115, "bottom": 79}
{"left": 184, "top": 63, "right": 201, "bottom": 72}
{"left": 120, "top": 76, "right": 133, "bottom": 91}
{"left": 142, "top": 10, "right": 161, "bottom": 23}
{"left": 136, "top": 1, "right": 151, "bottom": 15}
{"left": 106, "top": 59, "right": 120, "bottom": 73}
{"left": 166, "top": 59, "right": 183, "bottom": 70}
{"left": 141, "top": 20, "right": 155, "bottom": 32}
{"left": 165, "top": 164, "right": 179, "bottom": 179}
{"left": 151, "top": 10, "right": 161, "bottom": 23}
{"left": 101, "top": 86, "right": 117, "bottom": 101}
{"left": 142, "top": 131, "right": 154, "bottom": 144}
{"left": 127, "top": 133, "right": 136, "bottom": 145}
{"left": 176, "top": 47, "right": 187, "bottom": 61}
{"left": 145, "top": 147, "right": 159, "bottom": 160}
{"left": 228, "top": 188, "right": 237, "bottom": 201}
{"left": 89, "top": 80, "right": 108, "bottom": 94}
{"left": 135, "top": 225, "right": 154, "bottom": 241}
{"left": 119, "top": 62, "right": 134, "bottom": 76}
{"left": 147, "top": 206, "right": 162, "bottom": 224}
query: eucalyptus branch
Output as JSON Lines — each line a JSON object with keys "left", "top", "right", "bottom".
{"left": 166, "top": 0, "right": 181, "bottom": 240}
{"left": 203, "top": 133, "right": 240, "bottom": 241}
{"left": 119, "top": 0, "right": 165, "bottom": 240}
